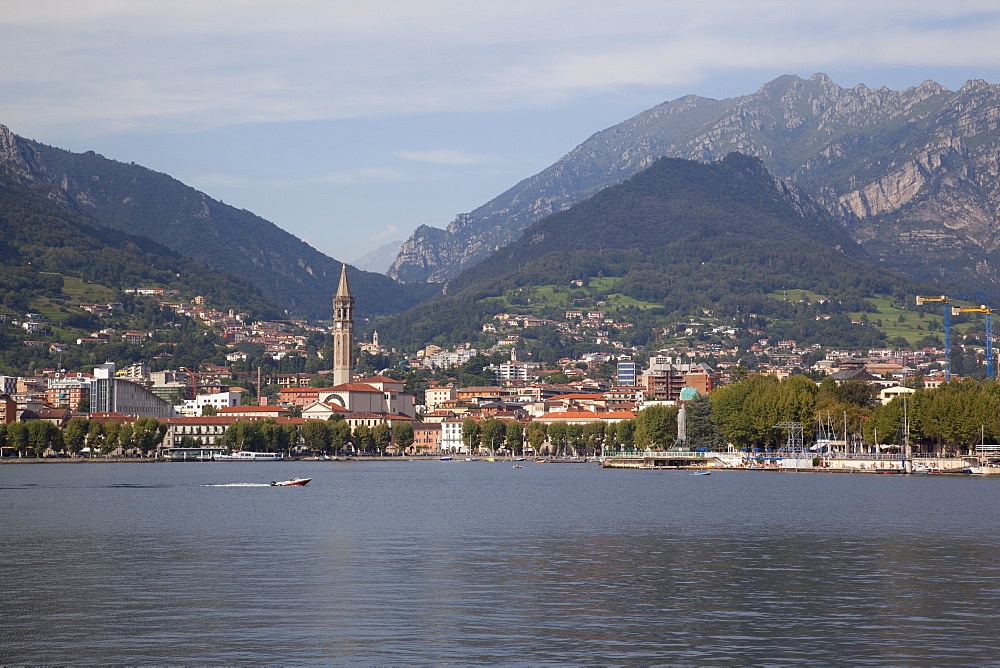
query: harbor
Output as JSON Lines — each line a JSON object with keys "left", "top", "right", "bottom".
{"left": 601, "top": 449, "right": 980, "bottom": 473}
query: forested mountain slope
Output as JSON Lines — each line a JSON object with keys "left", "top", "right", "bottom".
{"left": 378, "top": 154, "right": 939, "bottom": 348}
{"left": 0, "top": 179, "right": 279, "bottom": 318}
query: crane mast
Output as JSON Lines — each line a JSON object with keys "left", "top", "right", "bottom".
{"left": 952, "top": 305, "right": 995, "bottom": 379}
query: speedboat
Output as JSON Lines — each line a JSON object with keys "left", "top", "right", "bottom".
{"left": 691, "top": 470, "right": 712, "bottom": 476}
{"left": 270, "top": 477, "right": 311, "bottom": 486}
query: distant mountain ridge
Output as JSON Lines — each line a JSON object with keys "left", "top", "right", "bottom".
{"left": 0, "top": 125, "right": 436, "bottom": 319}
{"left": 389, "top": 73, "right": 1000, "bottom": 293}
{"left": 352, "top": 239, "right": 404, "bottom": 274}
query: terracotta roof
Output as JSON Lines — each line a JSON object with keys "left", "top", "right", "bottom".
{"left": 349, "top": 412, "right": 416, "bottom": 421}
{"left": 327, "top": 383, "right": 381, "bottom": 393}
{"left": 537, "top": 411, "right": 602, "bottom": 419}
{"left": 302, "top": 401, "right": 351, "bottom": 412}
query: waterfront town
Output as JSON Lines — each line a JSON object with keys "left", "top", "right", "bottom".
{"left": 0, "top": 268, "right": 994, "bottom": 472}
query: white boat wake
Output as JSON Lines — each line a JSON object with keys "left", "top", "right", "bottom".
{"left": 204, "top": 483, "right": 272, "bottom": 487}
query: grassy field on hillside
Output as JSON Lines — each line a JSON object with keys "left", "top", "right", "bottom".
{"left": 481, "top": 279, "right": 662, "bottom": 313}
{"left": 767, "top": 289, "right": 977, "bottom": 346}
{"left": 60, "top": 276, "right": 116, "bottom": 303}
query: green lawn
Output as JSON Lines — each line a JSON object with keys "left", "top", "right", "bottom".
{"left": 60, "top": 276, "right": 116, "bottom": 303}
{"left": 480, "top": 278, "right": 662, "bottom": 314}
{"left": 766, "top": 289, "right": 829, "bottom": 303}
{"left": 855, "top": 296, "right": 973, "bottom": 346}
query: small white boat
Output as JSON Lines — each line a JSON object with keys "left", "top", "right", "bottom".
{"left": 439, "top": 456, "right": 453, "bottom": 461}
{"left": 270, "top": 477, "right": 311, "bottom": 486}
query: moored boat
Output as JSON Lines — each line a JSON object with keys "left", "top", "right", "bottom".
{"left": 213, "top": 451, "right": 282, "bottom": 462}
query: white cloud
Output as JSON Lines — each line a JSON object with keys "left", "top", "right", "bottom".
{"left": 368, "top": 225, "right": 400, "bottom": 243}
{"left": 1, "top": 0, "right": 999, "bottom": 137}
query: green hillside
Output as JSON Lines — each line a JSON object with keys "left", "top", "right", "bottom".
{"left": 0, "top": 180, "right": 288, "bottom": 371}
{"left": 377, "top": 154, "right": 945, "bottom": 350}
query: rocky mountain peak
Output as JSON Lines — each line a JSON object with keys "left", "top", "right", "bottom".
{"left": 0, "top": 124, "right": 45, "bottom": 184}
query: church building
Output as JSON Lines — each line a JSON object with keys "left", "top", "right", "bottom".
{"left": 322, "top": 265, "right": 416, "bottom": 420}
{"left": 332, "top": 264, "right": 355, "bottom": 386}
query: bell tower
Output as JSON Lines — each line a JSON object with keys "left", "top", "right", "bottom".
{"left": 332, "top": 264, "right": 355, "bottom": 386}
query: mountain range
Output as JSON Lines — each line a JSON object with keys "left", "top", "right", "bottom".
{"left": 376, "top": 153, "right": 938, "bottom": 350}
{"left": 0, "top": 126, "right": 435, "bottom": 320}
{"left": 388, "top": 73, "right": 1000, "bottom": 294}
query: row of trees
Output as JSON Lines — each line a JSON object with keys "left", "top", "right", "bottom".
{"left": 0, "top": 417, "right": 167, "bottom": 457}
{"left": 0, "top": 415, "right": 419, "bottom": 458}
{"left": 708, "top": 373, "right": 1000, "bottom": 454}
{"left": 221, "top": 418, "right": 415, "bottom": 456}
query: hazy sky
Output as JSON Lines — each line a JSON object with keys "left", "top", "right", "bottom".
{"left": 3, "top": 1, "right": 1000, "bottom": 267}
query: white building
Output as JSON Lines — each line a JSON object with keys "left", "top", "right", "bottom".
{"left": 90, "top": 362, "right": 177, "bottom": 418}
{"left": 879, "top": 385, "right": 916, "bottom": 406}
{"left": 424, "top": 386, "right": 457, "bottom": 412}
{"left": 177, "top": 391, "right": 243, "bottom": 417}
{"left": 440, "top": 418, "right": 467, "bottom": 454}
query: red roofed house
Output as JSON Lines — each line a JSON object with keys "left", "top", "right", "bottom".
{"left": 412, "top": 422, "right": 442, "bottom": 454}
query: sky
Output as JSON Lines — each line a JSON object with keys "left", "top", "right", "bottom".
{"left": 3, "top": 1, "right": 1000, "bottom": 269}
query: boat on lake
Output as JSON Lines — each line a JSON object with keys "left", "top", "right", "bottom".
{"left": 270, "top": 477, "right": 311, "bottom": 486}
{"left": 691, "top": 470, "right": 712, "bottom": 476}
{"left": 213, "top": 451, "right": 283, "bottom": 462}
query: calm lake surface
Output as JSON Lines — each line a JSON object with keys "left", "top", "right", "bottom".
{"left": 3, "top": 461, "right": 1000, "bottom": 664}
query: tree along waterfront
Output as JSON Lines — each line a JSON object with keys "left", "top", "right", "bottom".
{"left": 709, "top": 374, "right": 1000, "bottom": 455}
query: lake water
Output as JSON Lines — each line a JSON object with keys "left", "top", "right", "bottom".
{"left": 3, "top": 461, "right": 1000, "bottom": 664}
